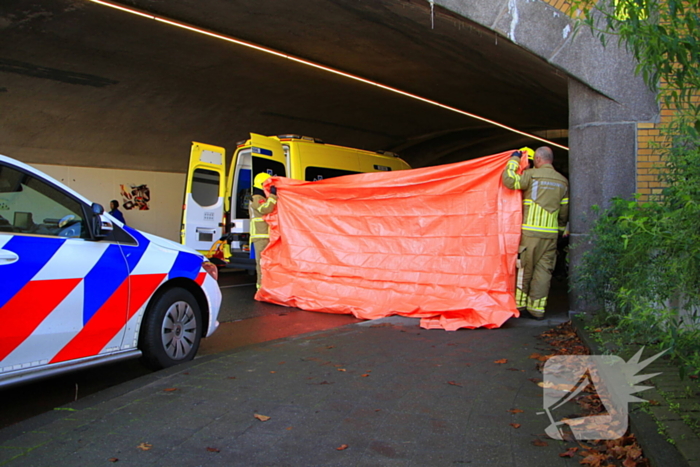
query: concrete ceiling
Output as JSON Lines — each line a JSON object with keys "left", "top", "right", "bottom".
{"left": 0, "top": 0, "right": 570, "bottom": 172}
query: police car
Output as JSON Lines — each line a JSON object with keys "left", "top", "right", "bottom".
{"left": 0, "top": 155, "right": 221, "bottom": 388}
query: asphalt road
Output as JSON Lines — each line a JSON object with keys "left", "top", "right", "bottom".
{"left": 0, "top": 270, "right": 359, "bottom": 430}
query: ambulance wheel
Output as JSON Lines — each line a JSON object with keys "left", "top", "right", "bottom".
{"left": 139, "top": 288, "right": 202, "bottom": 370}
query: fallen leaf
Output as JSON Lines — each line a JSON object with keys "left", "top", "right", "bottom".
{"left": 108, "top": 458, "right": 119, "bottom": 463}
{"left": 278, "top": 361, "right": 286, "bottom": 364}
{"left": 254, "top": 414, "right": 271, "bottom": 422}
{"left": 529, "top": 353, "right": 543, "bottom": 359}
{"left": 532, "top": 439, "right": 548, "bottom": 447}
{"left": 136, "top": 443, "right": 152, "bottom": 451}
{"left": 326, "top": 346, "right": 335, "bottom": 349}
{"left": 206, "top": 447, "right": 220, "bottom": 453}
{"left": 559, "top": 447, "right": 578, "bottom": 458}
{"left": 447, "top": 381, "right": 462, "bottom": 387}
{"left": 528, "top": 378, "right": 542, "bottom": 384}
{"left": 509, "top": 423, "right": 521, "bottom": 429}
{"left": 647, "top": 400, "right": 660, "bottom": 406}
{"left": 494, "top": 359, "right": 508, "bottom": 364}
{"left": 163, "top": 388, "right": 178, "bottom": 392}
{"left": 361, "top": 374, "right": 370, "bottom": 377}
{"left": 336, "top": 444, "right": 349, "bottom": 451}
{"left": 270, "top": 371, "right": 276, "bottom": 374}
{"left": 227, "top": 376, "right": 236, "bottom": 380}
{"left": 508, "top": 408, "right": 524, "bottom": 414}
{"left": 580, "top": 452, "right": 606, "bottom": 467}
{"left": 337, "top": 368, "right": 346, "bottom": 372}
{"left": 286, "top": 427, "right": 293, "bottom": 430}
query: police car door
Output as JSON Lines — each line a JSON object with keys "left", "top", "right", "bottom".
{"left": 250, "top": 134, "right": 287, "bottom": 183}
{"left": 0, "top": 161, "right": 130, "bottom": 371}
{"left": 182, "top": 142, "right": 226, "bottom": 253}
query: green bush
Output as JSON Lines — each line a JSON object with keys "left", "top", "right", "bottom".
{"left": 577, "top": 145, "right": 700, "bottom": 376}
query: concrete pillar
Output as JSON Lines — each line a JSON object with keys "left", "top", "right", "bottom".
{"left": 567, "top": 78, "right": 657, "bottom": 313}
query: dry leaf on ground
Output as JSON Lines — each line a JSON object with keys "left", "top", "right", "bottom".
{"left": 254, "top": 414, "right": 271, "bottom": 422}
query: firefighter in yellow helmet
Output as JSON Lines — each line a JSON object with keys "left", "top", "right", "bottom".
{"left": 502, "top": 146, "right": 569, "bottom": 319}
{"left": 250, "top": 172, "right": 278, "bottom": 289}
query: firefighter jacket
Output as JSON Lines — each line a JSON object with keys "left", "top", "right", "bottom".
{"left": 249, "top": 193, "right": 277, "bottom": 240}
{"left": 502, "top": 157, "right": 569, "bottom": 239}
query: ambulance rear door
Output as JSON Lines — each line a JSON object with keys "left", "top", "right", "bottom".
{"left": 181, "top": 142, "right": 226, "bottom": 253}
{"left": 250, "top": 134, "right": 287, "bottom": 181}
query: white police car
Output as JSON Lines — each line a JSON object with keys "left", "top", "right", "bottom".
{"left": 0, "top": 155, "right": 221, "bottom": 387}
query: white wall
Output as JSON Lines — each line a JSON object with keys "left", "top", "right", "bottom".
{"left": 34, "top": 164, "right": 186, "bottom": 242}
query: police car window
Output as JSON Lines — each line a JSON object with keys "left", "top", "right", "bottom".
{"left": 0, "top": 164, "right": 87, "bottom": 238}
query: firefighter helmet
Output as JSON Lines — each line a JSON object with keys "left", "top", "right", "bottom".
{"left": 253, "top": 172, "right": 271, "bottom": 190}
{"left": 519, "top": 147, "right": 535, "bottom": 161}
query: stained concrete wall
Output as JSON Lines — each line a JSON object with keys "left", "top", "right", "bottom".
{"left": 436, "top": 0, "right": 659, "bottom": 312}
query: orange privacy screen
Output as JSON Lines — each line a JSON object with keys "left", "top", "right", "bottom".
{"left": 255, "top": 151, "right": 524, "bottom": 330}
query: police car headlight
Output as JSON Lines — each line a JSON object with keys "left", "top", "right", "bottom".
{"left": 202, "top": 261, "right": 219, "bottom": 281}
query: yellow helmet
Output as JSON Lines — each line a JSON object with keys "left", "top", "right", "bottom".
{"left": 519, "top": 147, "right": 535, "bottom": 161}
{"left": 253, "top": 172, "right": 271, "bottom": 190}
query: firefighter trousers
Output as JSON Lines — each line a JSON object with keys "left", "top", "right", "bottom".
{"left": 253, "top": 238, "right": 269, "bottom": 289}
{"left": 515, "top": 236, "right": 557, "bottom": 317}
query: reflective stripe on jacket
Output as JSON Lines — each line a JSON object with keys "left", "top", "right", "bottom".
{"left": 502, "top": 157, "right": 569, "bottom": 239}
{"left": 249, "top": 193, "right": 277, "bottom": 240}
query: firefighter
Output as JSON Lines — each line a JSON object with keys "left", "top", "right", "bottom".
{"left": 250, "top": 172, "right": 278, "bottom": 289}
{"left": 502, "top": 146, "right": 569, "bottom": 319}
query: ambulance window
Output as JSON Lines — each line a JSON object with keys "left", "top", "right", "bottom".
{"left": 191, "top": 168, "right": 219, "bottom": 207}
{"left": 0, "top": 164, "right": 88, "bottom": 238}
{"left": 252, "top": 158, "right": 286, "bottom": 180}
{"left": 305, "top": 167, "right": 359, "bottom": 182}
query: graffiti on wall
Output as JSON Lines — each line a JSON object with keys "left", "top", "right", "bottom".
{"left": 120, "top": 184, "right": 151, "bottom": 211}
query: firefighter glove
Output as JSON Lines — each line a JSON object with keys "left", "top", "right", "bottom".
{"left": 270, "top": 186, "right": 277, "bottom": 195}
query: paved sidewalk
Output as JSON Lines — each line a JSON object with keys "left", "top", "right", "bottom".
{"left": 0, "top": 311, "right": 574, "bottom": 466}
{"left": 573, "top": 314, "right": 700, "bottom": 467}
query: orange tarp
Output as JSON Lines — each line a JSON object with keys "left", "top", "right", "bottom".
{"left": 255, "top": 151, "right": 524, "bottom": 330}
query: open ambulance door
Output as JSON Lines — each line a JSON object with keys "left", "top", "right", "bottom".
{"left": 181, "top": 142, "right": 226, "bottom": 254}
{"left": 250, "top": 134, "right": 287, "bottom": 182}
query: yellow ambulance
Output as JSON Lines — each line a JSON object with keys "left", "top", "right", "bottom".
{"left": 181, "top": 133, "right": 411, "bottom": 270}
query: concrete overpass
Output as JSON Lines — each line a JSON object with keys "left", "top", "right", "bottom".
{"left": 0, "top": 0, "right": 659, "bottom": 311}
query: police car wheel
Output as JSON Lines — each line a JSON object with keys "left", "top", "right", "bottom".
{"left": 139, "top": 288, "right": 202, "bottom": 370}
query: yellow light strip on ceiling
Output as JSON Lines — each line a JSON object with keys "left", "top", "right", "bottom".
{"left": 90, "top": 0, "right": 569, "bottom": 151}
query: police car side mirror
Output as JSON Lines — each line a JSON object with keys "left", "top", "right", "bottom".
{"left": 91, "top": 203, "right": 113, "bottom": 239}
